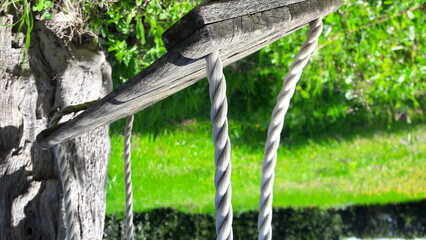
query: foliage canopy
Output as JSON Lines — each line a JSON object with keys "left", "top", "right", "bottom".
{"left": 2, "top": 0, "right": 425, "bottom": 138}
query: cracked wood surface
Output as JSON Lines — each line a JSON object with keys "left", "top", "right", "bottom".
{"left": 1, "top": 14, "right": 111, "bottom": 240}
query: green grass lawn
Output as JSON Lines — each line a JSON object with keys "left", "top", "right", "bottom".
{"left": 106, "top": 122, "right": 426, "bottom": 214}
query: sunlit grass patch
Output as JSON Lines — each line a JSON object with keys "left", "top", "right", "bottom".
{"left": 106, "top": 123, "right": 426, "bottom": 214}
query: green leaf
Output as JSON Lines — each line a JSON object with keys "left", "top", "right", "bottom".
{"left": 156, "top": 25, "right": 164, "bottom": 37}
{"left": 45, "top": 0, "right": 53, "bottom": 8}
{"left": 145, "top": 16, "right": 157, "bottom": 29}
{"left": 41, "top": 12, "right": 52, "bottom": 20}
{"left": 136, "top": 17, "right": 146, "bottom": 45}
{"left": 159, "top": 13, "right": 168, "bottom": 20}
{"left": 32, "top": 1, "right": 43, "bottom": 11}
{"left": 126, "top": 11, "right": 135, "bottom": 25}
{"left": 115, "top": 51, "right": 125, "bottom": 62}
{"left": 300, "top": 90, "right": 310, "bottom": 99}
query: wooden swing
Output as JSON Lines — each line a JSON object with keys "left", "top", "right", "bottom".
{"left": 36, "top": 1, "right": 342, "bottom": 240}
{"left": 37, "top": 0, "right": 341, "bottom": 148}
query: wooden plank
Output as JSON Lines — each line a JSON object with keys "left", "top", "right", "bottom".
{"left": 162, "top": 0, "right": 306, "bottom": 50}
{"left": 36, "top": 0, "right": 342, "bottom": 149}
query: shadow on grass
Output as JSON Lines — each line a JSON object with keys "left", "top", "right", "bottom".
{"left": 110, "top": 109, "right": 425, "bottom": 151}
{"left": 270, "top": 118, "right": 425, "bottom": 150}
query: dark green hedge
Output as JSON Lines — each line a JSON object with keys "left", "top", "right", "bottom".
{"left": 104, "top": 200, "right": 425, "bottom": 239}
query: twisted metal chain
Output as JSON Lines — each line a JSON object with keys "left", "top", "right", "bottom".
{"left": 258, "top": 18, "right": 323, "bottom": 240}
{"left": 206, "top": 50, "right": 233, "bottom": 240}
{"left": 123, "top": 115, "right": 135, "bottom": 240}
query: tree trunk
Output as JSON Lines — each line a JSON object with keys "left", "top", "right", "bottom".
{"left": 0, "top": 13, "right": 112, "bottom": 240}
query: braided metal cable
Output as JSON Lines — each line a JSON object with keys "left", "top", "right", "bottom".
{"left": 257, "top": 18, "right": 323, "bottom": 240}
{"left": 123, "top": 115, "right": 135, "bottom": 240}
{"left": 54, "top": 145, "right": 78, "bottom": 240}
{"left": 49, "top": 101, "right": 99, "bottom": 240}
{"left": 49, "top": 100, "right": 98, "bottom": 127}
{"left": 206, "top": 51, "right": 233, "bottom": 240}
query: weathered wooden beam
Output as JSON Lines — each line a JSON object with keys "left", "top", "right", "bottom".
{"left": 162, "top": 0, "right": 306, "bottom": 50}
{"left": 36, "top": 0, "right": 342, "bottom": 149}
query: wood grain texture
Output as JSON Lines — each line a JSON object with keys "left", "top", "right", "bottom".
{"left": 162, "top": 0, "right": 306, "bottom": 50}
{"left": 1, "top": 15, "right": 111, "bottom": 240}
{"left": 36, "top": 0, "right": 342, "bottom": 149}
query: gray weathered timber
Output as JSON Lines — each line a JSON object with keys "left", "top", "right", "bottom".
{"left": 0, "top": 14, "right": 111, "bottom": 240}
{"left": 162, "top": 0, "right": 306, "bottom": 50}
{"left": 36, "top": 0, "right": 342, "bottom": 149}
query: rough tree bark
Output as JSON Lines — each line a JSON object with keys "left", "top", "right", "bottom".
{"left": 0, "top": 12, "right": 112, "bottom": 240}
